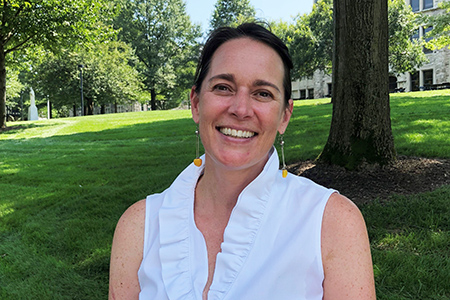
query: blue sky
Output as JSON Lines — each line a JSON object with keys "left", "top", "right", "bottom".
{"left": 185, "top": 0, "right": 314, "bottom": 31}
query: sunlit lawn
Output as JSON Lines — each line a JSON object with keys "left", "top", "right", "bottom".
{"left": 1, "top": 89, "right": 449, "bottom": 299}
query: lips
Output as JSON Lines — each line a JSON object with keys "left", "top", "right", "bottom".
{"left": 219, "top": 127, "right": 256, "bottom": 138}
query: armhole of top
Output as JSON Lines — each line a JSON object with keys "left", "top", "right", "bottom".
{"left": 141, "top": 196, "right": 151, "bottom": 260}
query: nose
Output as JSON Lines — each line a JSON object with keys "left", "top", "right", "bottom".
{"left": 228, "top": 89, "right": 254, "bottom": 119}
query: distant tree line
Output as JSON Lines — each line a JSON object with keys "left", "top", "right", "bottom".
{"left": 2, "top": 0, "right": 449, "bottom": 129}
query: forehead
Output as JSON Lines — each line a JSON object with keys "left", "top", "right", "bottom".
{"left": 207, "top": 38, "right": 284, "bottom": 84}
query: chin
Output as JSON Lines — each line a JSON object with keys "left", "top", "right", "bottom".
{"left": 211, "top": 151, "right": 268, "bottom": 171}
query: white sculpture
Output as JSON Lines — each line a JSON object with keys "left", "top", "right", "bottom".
{"left": 28, "top": 87, "right": 38, "bottom": 121}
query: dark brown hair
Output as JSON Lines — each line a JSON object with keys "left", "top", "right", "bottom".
{"left": 194, "top": 23, "right": 293, "bottom": 105}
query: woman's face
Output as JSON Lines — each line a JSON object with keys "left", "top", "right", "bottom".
{"left": 191, "top": 37, "right": 293, "bottom": 172}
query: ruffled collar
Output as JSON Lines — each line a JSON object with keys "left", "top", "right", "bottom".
{"left": 159, "top": 149, "right": 280, "bottom": 300}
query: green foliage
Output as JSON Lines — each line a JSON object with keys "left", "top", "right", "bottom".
{"left": 285, "top": 0, "right": 426, "bottom": 79}
{"left": 388, "top": 0, "right": 427, "bottom": 75}
{"left": 115, "top": 0, "right": 201, "bottom": 110}
{"left": 363, "top": 187, "right": 450, "bottom": 299}
{"left": 5, "top": 67, "right": 23, "bottom": 109}
{"left": 0, "top": 110, "right": 194, "bottom": 299}
{"left": 288, "top": 0, "right": 333, "bottom": 79}
{"left": 390, "top": 91, "right": 450, "bottom": 158}
{"left": 423, "top": 1, "right": 450, "bottom": 50}
{"left": 209, "top": 0, "right": 256, "bottom": 31}
{"left": 268, "top": 20, "right": 292, "bottom": 45}
{"left": 1, "top": 90, "right": 449, "bottom": 298}
{"left": 0, "top": 0, "right": 116, "bottom": 54}
{"left": 284, "top": 90, "right": 450, "bottom": 162}
{"left": 0, "top": 0, "right": 118, "bottom": 127}
{"left": 32, "top": 41, "right": 143, "bottom": 116}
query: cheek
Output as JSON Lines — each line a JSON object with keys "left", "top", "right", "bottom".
{"left": 198, "top": 97, "right": 227, "bottom": 121}
{"left": 257, "top": 106, "right": 286, "bottom": 129}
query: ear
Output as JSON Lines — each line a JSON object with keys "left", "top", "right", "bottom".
{"left": 278, "top": 99, "right": 293, "bottom": 135}
{"left": 190, "top": 86, "right": 200, "bottom": 124}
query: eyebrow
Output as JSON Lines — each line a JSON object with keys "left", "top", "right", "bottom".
{"left": 208, "top": 73, "right": 235, "bottom": 84}
{"left": 253, "top": 79, "right": 281, "bottom": 93}
{"left": 208, "top": 74, "right": 281, "bottom": 93}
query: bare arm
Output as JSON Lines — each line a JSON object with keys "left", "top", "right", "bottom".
{"left": 321, "top": 193, "right": 376, "bottom": 300}
{"left": 109, "top": 199, "right": 146, "bottom": 300}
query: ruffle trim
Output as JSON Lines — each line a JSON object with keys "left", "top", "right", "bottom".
{"left": 159, "top": 150, "right": 280, "bottom": 300}
{"left": 159, "top": 156, "right": 205, "bottom": 300}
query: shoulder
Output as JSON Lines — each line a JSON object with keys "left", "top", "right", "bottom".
{"left": 112, "top": 199, "right": 146, "bottom": 260}
{"left": 321, "top": 193, "right": 369, "bottom": 256}
{"left": 322, "top": 193, "right": 365, "bottom": 236}
{"left": 109, "top": 199, "right": 146, "bottom": 300}
{"left": 117, "top": 199, "right": 146, "bottom": 231}
{"left": 112, "top": 199, "right": 146, "bottom": 249}
{"left": 321, "top": 193, "right": 376, "bottom": 299}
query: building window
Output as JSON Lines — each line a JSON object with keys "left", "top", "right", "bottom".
{"left": 423, "top": 69, "right": 433, "bottom": 89}
{"left": 411, "top": 0, "right": 419, "bottom": 11}
{"left": 411, "top": 72, "right": 419, "bottom": 91}
{"left": 327, "top": 83, "right": 332, "bottom": 97}
{"left": 308, "top": 88, "right": 314, "bottom": 99}
{"left": 423, "top": 0, "right": 433, "bottom": 9}
{"left": 423, "top": 26, "right": 433, "bottom": 53}
{"left": 389, "top": 76, "right": 398, "bottom": 93}
{"left": 300, "top": 89, "right": 306, "bottom": 99}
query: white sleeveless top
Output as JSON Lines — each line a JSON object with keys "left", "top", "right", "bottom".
{"left": 138, "top": 149, "right": 335, "bottom": 300}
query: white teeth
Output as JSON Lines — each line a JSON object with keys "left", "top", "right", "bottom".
{"left": 220, "top": 127, "right": 255, "bottom": 138}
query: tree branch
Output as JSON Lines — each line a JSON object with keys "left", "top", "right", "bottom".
{"left": 5, "top": 35, "right": 34, "bottom": 54}
{"left": 1, "top": 0, "right": 7, "bottom": 30}
{"left": 1, "top": 2, "right": 27, "bottom": 45}
{"left": 136, "top": 52, "right": 150, "bottom": 70}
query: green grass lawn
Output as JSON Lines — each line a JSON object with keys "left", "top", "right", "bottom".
{"left": 1, "top": 90, "right": 449, "bottom": 299}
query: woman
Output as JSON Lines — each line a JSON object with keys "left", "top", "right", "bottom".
{"left": 109, "top": 23, "right": 376, "bottom": 300}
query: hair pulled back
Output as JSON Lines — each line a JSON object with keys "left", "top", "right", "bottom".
{"left": 194, "top": 23, "right": 293, "bottom": 105}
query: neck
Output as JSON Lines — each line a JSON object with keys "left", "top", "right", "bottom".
{"left": 195, "top": 154, "right": 269, "bottom": 214}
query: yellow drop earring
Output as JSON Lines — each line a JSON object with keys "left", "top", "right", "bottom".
{"left": 280, "top": 134, "right": 288, "bottom": 178}
{"left": 194, "top": 129, "right": 202, "bottom": 167}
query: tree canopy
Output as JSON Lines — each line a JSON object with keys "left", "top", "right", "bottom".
{"left": 209, "top": 0, "right": 256, "bottom": 31}
{"left": 388, "top": 0, "right": 427, "bottom": 75}
{"left": 0, "top": 0, "right": 116, "bottom": 127}
{"left": 423, "top": 1, "right": 450, "bottom": 50}
{"left": 288, "top": 0, "right": 333, "bottom": 79}
{"left": 285, "top": 0, "right": 428, "bottom": 79}
{"left": 115, "top": 0, "right": 201, "bottom": 110}
{"left": 32, "top": 41, "right": 143, "bottom": 117}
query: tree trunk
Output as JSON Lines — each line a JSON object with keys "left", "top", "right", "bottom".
{"left": 0, "top": 46, "right": 6, "bottom": 129}
{"left": 319, "top": 0, "right": 396, "bottom": 169}
{"left": 150, "top": 88, "right": 156, "bottom": 111}
{"left": 73, "top": 104, "right": 77, "bottom": 117}
{"left": 101, "top": 104, "right": 105, "bottom": 114}
{"left": 48, "top": 101, "right": 52, "bottom": 119}
{"left": 86, "top": 98, "right": 94, "bottom": 115}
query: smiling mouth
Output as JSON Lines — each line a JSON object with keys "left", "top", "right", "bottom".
{"left": 219, "top": 127, "right": 256, "bottom": 138}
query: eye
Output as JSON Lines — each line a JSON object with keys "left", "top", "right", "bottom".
{"left": 215, "top": 85, "right": 229, "bottom": 91}
{"left": 212, "top": 84, "right": 233, "bottom": 94}
{"left": 254, "top": 90, "right": 274, "bottom": 101}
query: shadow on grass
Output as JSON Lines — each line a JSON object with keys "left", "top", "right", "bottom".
{"left": 0, "top": 117, "right": 197, "bottom": 299}
{"left": 1, "top": 91, "right": 449, "bottom": 298}
{"left": 391, "top": 94, "right": 450, "bottom": 158}
{"left": 363, "top": 186, "right": 450, "bottom": 299}
{"left": 0, "top": 122, "right": 64, "bottom": 135}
